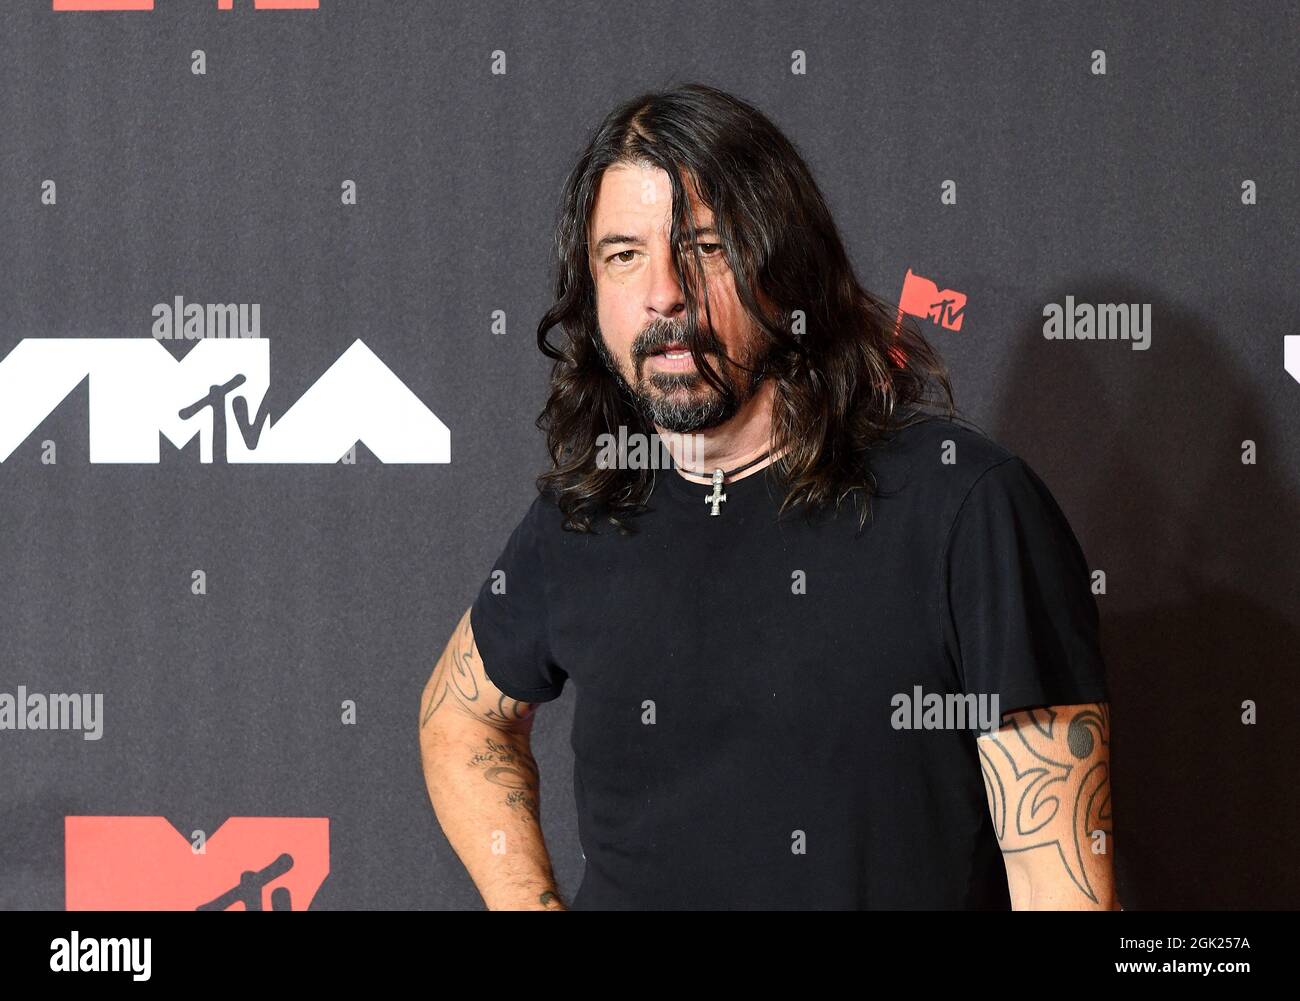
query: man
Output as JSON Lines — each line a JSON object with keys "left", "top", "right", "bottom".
{"left": 418, "top": 83, "right": 1119, "bottom": 911}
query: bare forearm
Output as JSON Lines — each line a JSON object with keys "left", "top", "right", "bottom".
{"left": 1006, "top": 862, "right": 1120, "bottom": 910}
{"left": 979, "top": 702, "right": 1119, "bottom": 911}
{"left": 418, "top": 612, "right": 566, "bottom": 910}
{"left": 420, "top": 718, "right": 565, "bottom": 909}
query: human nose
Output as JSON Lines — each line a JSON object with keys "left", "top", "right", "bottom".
{"left": 645, "top": 246, "right": 687, "bottom": 320}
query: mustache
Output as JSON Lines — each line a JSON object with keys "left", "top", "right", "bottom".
{"left": 632, "top": 320, "right": 722, "bottom": 358}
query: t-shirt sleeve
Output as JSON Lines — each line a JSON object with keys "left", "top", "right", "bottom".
{"left": 941, "top": 455, "right": 1109, "bottom": 725}
{"left": 469, "top": 495, "right": 568, "bottom": 703}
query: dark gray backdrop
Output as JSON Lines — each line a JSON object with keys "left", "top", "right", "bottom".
{"left": 0, "top": 0, "right": 1296, "bottom": 909}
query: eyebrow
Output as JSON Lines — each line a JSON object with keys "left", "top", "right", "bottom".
{"left": 592, "top": 225, "right": 719, "bottom": 253}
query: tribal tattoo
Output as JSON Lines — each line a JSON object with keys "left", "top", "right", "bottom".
{"left": 420, "top": 610, "right": 536, "bottom": 730}
{"left": 976, "top": 702, "right": 1113, "bottom": 904}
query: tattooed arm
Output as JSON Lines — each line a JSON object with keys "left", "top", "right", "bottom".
{"left": 976, "top": 702, "right": 1120, "bottom": 910}
{"left": 418, "top": 607, "right": 566, "bottom": 911}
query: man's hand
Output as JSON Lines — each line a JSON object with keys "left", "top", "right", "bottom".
{"left": 976, "top": 701, "right": 1119, "bottom": 910}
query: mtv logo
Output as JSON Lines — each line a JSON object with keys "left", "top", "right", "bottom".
{"left": 0, "top": 338, "right": 449, "bottom": 463}
{"left": 65, "top": 816, "right": 329, "bottom": 910}
{"left": 897, "top": 267, "right": 967, "bottom": 332}
{"left": 1287, "top": 335, "right": 1300, "bottom": 385}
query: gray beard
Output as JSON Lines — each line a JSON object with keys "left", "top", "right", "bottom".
{"left": 632, "top": 372, "right": 737, "bottom": 433}
{"left": 595, "top": 330, "right": 770, "bottom": 434}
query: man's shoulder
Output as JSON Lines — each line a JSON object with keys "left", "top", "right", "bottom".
{"left": 518, "top": 485, "right": 565, "bottom": 530}
{"left": 519, "top": 483, "right": 609, "bottom": 538}
{"left": 864, "top": 411, "right": 1023, "bottom": 512}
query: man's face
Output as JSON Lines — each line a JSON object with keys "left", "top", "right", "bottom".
{"left": 587, "top": 163, "right": 770, "bottom": 434}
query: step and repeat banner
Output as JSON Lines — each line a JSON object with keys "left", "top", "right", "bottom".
{"left": 0, "top": 1, "right": 1296, "bottom": 911}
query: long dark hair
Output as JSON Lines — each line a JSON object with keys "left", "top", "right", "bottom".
{"left": 535, "top": 82, "right": 958, "bottom": 532}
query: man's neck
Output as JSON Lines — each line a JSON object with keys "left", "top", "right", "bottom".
{"left": 656, "top": 379, "right": 783, "bottom": 484}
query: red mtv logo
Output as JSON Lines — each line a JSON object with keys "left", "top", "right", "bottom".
{"left": 895, "top": 267, "right": 967, "bottom": 332}
{"left": 65, "top": 816, "right": 329, "bottom": 910}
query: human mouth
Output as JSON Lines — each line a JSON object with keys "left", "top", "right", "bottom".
{"left": 648, "top": 343, "right": 698, "bottom": 371}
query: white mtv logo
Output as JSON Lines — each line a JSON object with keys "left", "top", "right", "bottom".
{"left": 0, "top": 338, "right": 449, "bottom": 463}
{"left": 1288, "top": 336, "right": 1300, "bottom": 387}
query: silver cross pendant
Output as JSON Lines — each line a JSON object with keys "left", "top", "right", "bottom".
{"left": 704, "top": 469, "right": 727, "bottom": 516}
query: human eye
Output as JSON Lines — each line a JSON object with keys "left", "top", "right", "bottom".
{"left": 696, "top": 242, "right": 723, "bottom": 257}
{"left": 607, "top": 249, "right": 637, "bottom": 265}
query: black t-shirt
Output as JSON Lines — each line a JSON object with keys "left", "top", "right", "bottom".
{"left": 469, "top": 414, "right": 1110, "bottom": 910}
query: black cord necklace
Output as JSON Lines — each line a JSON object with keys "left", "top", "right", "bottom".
{"left": 677, "top": 448, "right": 773, "bottom": 517}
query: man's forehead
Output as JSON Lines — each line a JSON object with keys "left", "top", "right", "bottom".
{"left": 590, "top": 164, "right": 713, "bottom": 232}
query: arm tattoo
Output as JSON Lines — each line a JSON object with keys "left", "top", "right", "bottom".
{"left": 977, "top": 702, "right": 1112, "bottom": 903}
{"left": 421, "top": 612, "right": 545, "bottom": 825}
{"left": 469, "top": 735, "right": 542, "bottom": 823}
{"left": 421, "top": 612, "right": 535, "bottom": 730}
